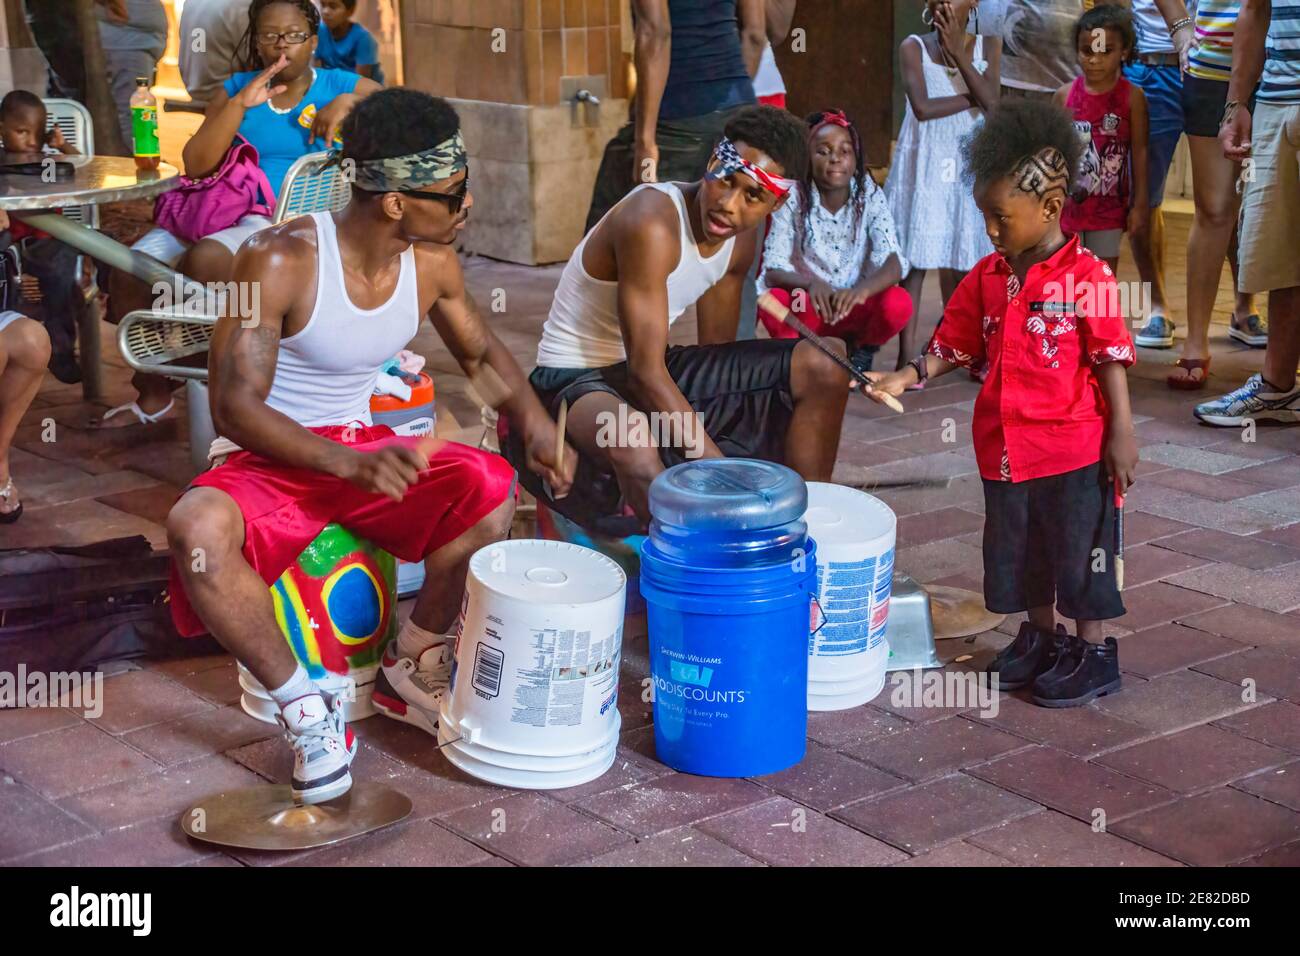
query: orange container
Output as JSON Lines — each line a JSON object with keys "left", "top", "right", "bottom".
{"left": 370, "top": 372, "right": 436, "bottom": 437}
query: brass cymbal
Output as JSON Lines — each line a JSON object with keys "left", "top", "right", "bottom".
{"left": 926, "top": 586, "right": 1005, "bottom": 640}
{"left": 179, "top": 783, "right": 412, "bottom": 851}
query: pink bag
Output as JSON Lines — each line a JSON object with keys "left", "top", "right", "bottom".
{"left": 152, "top": 136, "right": 276, "bottom": 244}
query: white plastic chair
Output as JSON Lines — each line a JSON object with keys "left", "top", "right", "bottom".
{"left": 42, "top": 98, "right": 98, "bottom": 229}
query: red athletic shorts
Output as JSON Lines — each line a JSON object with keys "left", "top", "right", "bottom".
{"left": 168, "top": 424, "right": 516, "bottom": 637}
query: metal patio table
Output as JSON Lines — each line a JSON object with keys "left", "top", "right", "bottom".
{"left": 0, "top": 154, "right": 206, "bottom": 400}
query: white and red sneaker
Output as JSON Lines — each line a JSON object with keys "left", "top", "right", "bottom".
{"left": 372, "top": 642, "right": 453, "bottom": 737}
{"left": 277, "top": 691, "right": 357, "bottom": 805}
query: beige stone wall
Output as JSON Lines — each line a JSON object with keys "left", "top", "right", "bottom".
{"left": 1, "top": 0, "right": 47, "bottom": 95}
{"left": 454, "top": 95, "right": 625, "bottom": 264}
{"left": 403, "top": 0, "right": 632, "bottom": 264}
{"left": 404, "top": 0, "right": 629, "bottom": 106}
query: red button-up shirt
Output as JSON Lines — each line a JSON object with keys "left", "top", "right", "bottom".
{"left": 928, "top": 236, "right": 1136, "bottom": 483}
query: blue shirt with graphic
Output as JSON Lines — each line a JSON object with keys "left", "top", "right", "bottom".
{"left": 221, "top": 67, "right": 360, "bottom": 202}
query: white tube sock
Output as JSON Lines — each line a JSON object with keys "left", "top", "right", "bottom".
{"left": 396, "top": 618, "right": 451, "bottom": 662}
{"left": 267, "top": 665, "right": 324, "bottom": 729}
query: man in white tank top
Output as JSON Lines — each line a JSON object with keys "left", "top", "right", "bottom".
{"left": 166, "top": 90, "right": 575, "bottom": 804}
{"left": 507, "top": 106, "right": 879, "bottom": 535}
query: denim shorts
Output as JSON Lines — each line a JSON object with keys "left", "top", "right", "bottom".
{"left": 1124, "top": 63, "right": 1185, "bottom": 206}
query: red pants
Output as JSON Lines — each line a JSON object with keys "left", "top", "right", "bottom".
{"left": 757, "top": 285, "right": 913, "bottom": 347}
{"left": 167, "top": 425, "right": 516, "bottom": 638}
{"left": 758, "top": 93, "right": 787, "bottom": 109}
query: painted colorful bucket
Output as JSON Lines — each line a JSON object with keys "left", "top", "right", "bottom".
{"left": 239, "top": 523, "right": 398, "bottom": 724}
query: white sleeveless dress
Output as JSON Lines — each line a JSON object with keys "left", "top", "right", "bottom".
{"left": 886, "top": 33, "right": 995, "bottom": 272}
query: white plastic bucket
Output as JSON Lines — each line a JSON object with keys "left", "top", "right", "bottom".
{"left": 803, "top": 482, "right": 896, "bottom": 711}
{"left": 438, "top": 539, "right": 627, "bottom": 789}
{"left": 395, "top": 560, "right": 426, "bottom": 598}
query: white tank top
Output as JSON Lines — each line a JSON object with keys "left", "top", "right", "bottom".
{"left": 263, "top": 211, "right": 420, "bottom": 428}
{"left": 536, "top": 182, "right": 736, "bottom": 368}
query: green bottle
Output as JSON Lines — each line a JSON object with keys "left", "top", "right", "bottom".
{"left": 130, "top": 76, "right": 160, "bottom": 169}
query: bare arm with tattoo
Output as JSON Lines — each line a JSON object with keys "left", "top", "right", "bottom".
{"left": 208, "top": 226, "right": 432, "bottom": 501}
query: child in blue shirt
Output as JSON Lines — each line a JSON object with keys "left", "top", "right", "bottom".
{"left": 317, "top": 0, "right": 384, "bottom": 84}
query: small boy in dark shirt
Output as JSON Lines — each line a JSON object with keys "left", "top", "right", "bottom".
{"left": 867, "top": 99, "right": 1139, "bottom": 708}
{"left": 0, "top": 90, "right": 84, "bottom": 384}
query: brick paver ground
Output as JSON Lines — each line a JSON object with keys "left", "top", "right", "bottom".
{"left": 2, "top": 208, "right": 1298, "bottom": 867}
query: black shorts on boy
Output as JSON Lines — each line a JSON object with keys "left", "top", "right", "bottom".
{"left": 982, "top": 460, "right": 1125, "bottom": 620}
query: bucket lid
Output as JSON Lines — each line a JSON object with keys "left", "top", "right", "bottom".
{"left": 649, "top": 459, "right": 806, "bottom": 530}
{"left": 803, "top": 481, "right": 897, "bottom": 546}
{"left": 468, "top": 539, "right": 625, "bottom": 606}
{"left": 370, "top": 371, "right": 435, "bottom": 413}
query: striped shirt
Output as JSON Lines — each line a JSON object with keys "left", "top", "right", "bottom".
{"left": 1260, "top": 3, "right": 1300, "bottom": 103}
{"left": 1189, "top": 0, "right": 1241, "bottom": 82}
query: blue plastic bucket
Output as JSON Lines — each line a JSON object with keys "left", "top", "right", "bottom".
{"left": 640, "top": 459, "right": 815, "bottom": 777}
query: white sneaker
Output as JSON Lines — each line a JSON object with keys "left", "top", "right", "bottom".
{"left": 372, "top": 642, "right": 453, "bottom": 737}
{"left": 277, "top": 692, "right": 357, "bottom": 805}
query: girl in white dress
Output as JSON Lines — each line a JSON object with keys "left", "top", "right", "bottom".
{"left": 886, "top": 0, "right": 1001, "bottom": 372}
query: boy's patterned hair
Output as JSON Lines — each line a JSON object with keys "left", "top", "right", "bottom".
{"left": 965, "top": 99, "right": 1084, "bottom": 196}
{"left": 1013, "top": 148, "right": 1070, "bottom": 200}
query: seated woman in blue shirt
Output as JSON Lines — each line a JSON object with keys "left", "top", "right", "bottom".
{"left": 317, "top": 0, "right": 385, "bottom": 84}
{"left": 103, "top": 0, "right": 379, "bottom": 428}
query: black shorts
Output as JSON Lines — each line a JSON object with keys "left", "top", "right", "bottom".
{"left": 502, "top": 339, "right": 799, "bottom": 533}
{"left": 981, "top": 460, "right": 1125, "bottom": 621}
{"left": 1181, "top": 74, "right": 1256, "bottom": 138}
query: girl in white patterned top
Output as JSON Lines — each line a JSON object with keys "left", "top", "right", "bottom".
{"left": 758, "top": 109, "right": 913, "bottom": 373}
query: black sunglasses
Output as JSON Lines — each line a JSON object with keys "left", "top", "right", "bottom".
{"left": 404, "top": 175, "right": 469, "bottom": 215}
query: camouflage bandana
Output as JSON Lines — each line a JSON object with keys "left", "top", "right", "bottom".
{"left": 330, "top": 132, "right": 468, "bottom": 192}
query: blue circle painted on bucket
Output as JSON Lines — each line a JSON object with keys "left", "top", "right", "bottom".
{"left": 326, "top": 566, "right": 382, "bottom": 639}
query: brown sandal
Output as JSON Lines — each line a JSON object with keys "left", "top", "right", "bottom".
{"left": 1167, "top": 357, "right": 1210, "bottom": 391}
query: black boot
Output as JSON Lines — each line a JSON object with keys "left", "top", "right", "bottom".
{"left": 986, "top": 621, "right": 1061, "bottom": 690}
{"left": 1032, "top": 636, "right": 1121, "bottom": 708}
{"left": 1029, "top": 627, "right": 1090, "bottom": 697}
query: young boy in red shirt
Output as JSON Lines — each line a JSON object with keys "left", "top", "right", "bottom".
{"left": 867, "top": 99, "right": 1139, "bottom": 708}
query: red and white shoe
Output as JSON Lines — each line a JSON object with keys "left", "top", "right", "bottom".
{"left": 277, "top": 691, "right": 357, "bottom": 805}
{"left": 372, "top": 642, "right": 453, "bottom": 738}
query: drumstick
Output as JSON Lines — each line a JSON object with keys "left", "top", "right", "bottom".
{"left": 1114, "top": 482, "right": 1126, "bottom": 592}
{"left": 757, "top": 291, "right": 905, "bottom": 414}
{"left": 551, "top": 399, "right": 568, "bottom": 500}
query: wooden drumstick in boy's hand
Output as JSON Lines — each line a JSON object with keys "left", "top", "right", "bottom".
{"left": 552, "top": 399, "right": 568, "bottom": 500}
{"left": 757, "top": 291, "right": 905, "bottom": 414}
{"left": 1114, "top": 482, "right": 1126, "bottom": 592}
